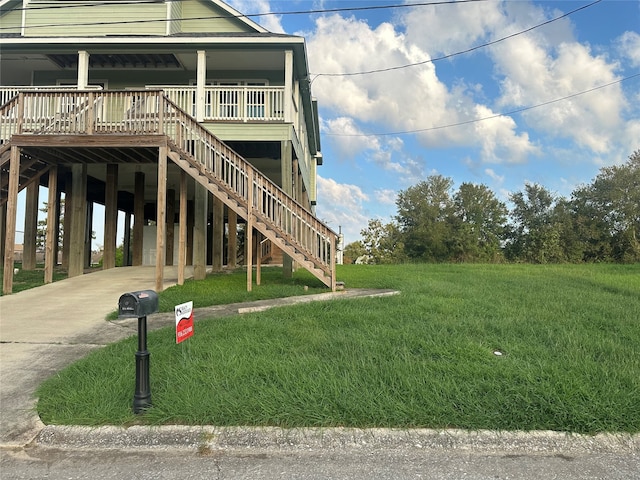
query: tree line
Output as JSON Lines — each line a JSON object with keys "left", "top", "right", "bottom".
{"left": 344, "top": 150, "right": 640, "bottom": 264}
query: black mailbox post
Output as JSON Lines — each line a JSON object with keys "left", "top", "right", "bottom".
{"left": 118, "top": 290, "right": 159, "bottom": 414}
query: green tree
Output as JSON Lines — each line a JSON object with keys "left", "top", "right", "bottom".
{"left": 570, "top": 150, "right": 640, "bottom": 262}
{"left": 343, "top": 241, "right": 366, "bottom": 264}
{"left": 506, "top": 183, "right": 564, "bottom": 263}
{"left": 451, "top": 183, "right": 508, "bottom": 262}
{"left": 395, "top": 175, "right": 454, "bottom": 261}
{"left": 36, "top": 200, "right": 64, "bottom": 251}
{"left": 360, "top": 219, "right": 405, "bottom": 264}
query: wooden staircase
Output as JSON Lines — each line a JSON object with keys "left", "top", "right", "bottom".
{"left": 0, "top": 90, "right": 337, "bottom": 290}
{"left": 162, "top": 95, "right": 336, "bottom": 289}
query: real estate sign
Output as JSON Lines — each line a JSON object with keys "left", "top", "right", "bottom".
{"left": 175, "top": 301, "right": 194, "bottom": 344}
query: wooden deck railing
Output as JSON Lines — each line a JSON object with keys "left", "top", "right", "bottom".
{"left": 147, "top": 85, "right": 285, "bottom": 122}
{"left": 0, "top": 90, "right": 336, "bottom": 286}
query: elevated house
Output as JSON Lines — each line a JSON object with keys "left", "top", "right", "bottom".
{"left": 0, "top": 0, "right": 336, "bottom": 294}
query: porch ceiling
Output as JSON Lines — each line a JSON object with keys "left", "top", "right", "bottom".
{"left": 47, "top": 53, "right": 183, "bottom": 69}
{"left": 1, "top": 48, "right": 287, "bottom": 82}
{"left": 18, "top": 144, "right": 194, "bottom": 210}
{"left": 22, "top": 145, "right": 159, "bottom": 165}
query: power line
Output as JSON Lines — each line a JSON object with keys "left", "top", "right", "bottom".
{"left": 324, "top": 73, "right": 640, "bottom": 137}
{"left": 0, "top": 0, "right": 487, "bottom": 31}
{"left": 311, "top": 0, "right": 602, "bottom": 78}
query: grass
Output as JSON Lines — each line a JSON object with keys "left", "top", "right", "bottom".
{"left": 0, "top": 263, "right": 68, "bottom": 295}
{"left": 36, "top": 263, "right": 640, "bottom": 434}
{"left": 103, "top": 266, "right": 328, "bottom": 320}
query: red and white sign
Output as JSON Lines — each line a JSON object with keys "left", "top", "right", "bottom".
{"left": 175, "top": 301, "right": 194, "bottom": 344}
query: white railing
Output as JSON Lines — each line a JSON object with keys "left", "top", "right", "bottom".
{"left": 148, "top": 85, "right": 285, "bottom": 122}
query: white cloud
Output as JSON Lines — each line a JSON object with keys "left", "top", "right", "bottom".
{"left": 306, "top": 8, "right": 540, "bottom": 164}
{"left": 489, "top": 8, "right": 625, "bottom": 155}
{"left": 400, "top": 0, "right": 505, "bottom": 56}
{"left": 485, "top": 168, "right": 505, "bottom": 184}
{"left": 323, "top": 117, "right": 426, "bottom": 179}
{"left": 473, "top": 105, "right": 540, "bottom": 163}
{"left": 322, "top": 117, "right": 380, "bottom": 160}
{"left": 315, "top": 176, "right": 370, "bottom": 242}
{"left": 617, "top": 31, "right": 640, "bottom": 67}
{"left": 374, "top": 188, "right": 397, "bottom": 205}
{"left": 307, "top": 14, "right": 462, "bottom": 145}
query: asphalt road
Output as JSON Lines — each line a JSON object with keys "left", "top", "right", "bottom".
{"left": 2, "top": 442, "right": 639, "bottom": 479}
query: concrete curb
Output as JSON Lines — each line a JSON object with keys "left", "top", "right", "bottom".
{"left": 35, "top": 425, "right": 640, "bottom": 454}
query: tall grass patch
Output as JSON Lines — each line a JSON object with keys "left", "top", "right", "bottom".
{"left": 37, "top": 264, "right": 640, "bottom": 433}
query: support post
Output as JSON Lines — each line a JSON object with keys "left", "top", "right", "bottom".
{"left": 0, "top": 204, "right": 6, "bottom": 263}
{"left": 284, "top": 50, "right": 293, "bottom": 123}
{"left": 178, "top": 171, "right": 187, "bottom": 285}
{"left": 44, "top": 167, "right": 58, "bottom": 284}
{"left": 196, "top": 50, "right": 206, "bottom": 122}
{"left": 123, "top": 212, "right": 132, "bottom": 266}
{"left": 212, "top": 197, "right": 223, "bottom": 271}
{"left": 62, "top": 171, "right": 72, "bottom": 270}
{"left": 246, "top": 170, "right": 253, "bottom": 292}
{"left": 227, "top": 209, "right": 237, "bottom": 269}
{"left": 23, "top": 181, "right": 39, "bottom": 271}
{"left": 166, "top": 188, "right": 175, "bottom": 266}
{"left": 68, "top": 164, "right": 87, "bottom": 278}
{"left": 77, "top": 51, "right": 89, "bottom": 89}
{"left": 156, "top": 147, "right": 167, "bottom": 292}
{"left": 84, "top": 201, "right": 93, "bottom": 269}
{"left": 133, "top": 172, "right": 145, "bottom": 266}
{"left": 3, "top": 147, "right": 20, "bottom": 295}
{"left": 193, "top": 183, "right": 207, "bottom": 280}
{"left": 103, "top": 164, "right": 118, "bottom": 270}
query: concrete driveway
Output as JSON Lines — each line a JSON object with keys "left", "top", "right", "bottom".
{"left": 0, "top": 266, "right": 192, "bottom": 447}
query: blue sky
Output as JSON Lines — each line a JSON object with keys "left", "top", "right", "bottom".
{"left": 230, "top": 0, "right": 640, "bottom": 244}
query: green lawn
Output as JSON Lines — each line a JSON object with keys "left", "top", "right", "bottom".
{"left": 36, "top": 263, "right": 640, "bottom": 434}
{"left": 0, "top": 264, "right": 68, "bottom": 295}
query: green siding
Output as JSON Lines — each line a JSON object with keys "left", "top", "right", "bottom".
{"left": 24, "top": 1, "right": 166, "bottom": 36}
{"left": 180, "top": 0, "right": 253, "bottom": 34}
{"left": 0, "top": 8, "right": 21, "bottom": 34}
{"left": 168, "top": 1, "right": 182, "bottom": 35}
{"left": 206, "top": 123, "right": 291, "bottom": 142}
{"left": 15, "top": 0, "right": 257, "bottom": 37}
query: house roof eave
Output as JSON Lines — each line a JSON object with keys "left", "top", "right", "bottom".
{"left": 0, "top": 33, "right": 305, "bottom": 46}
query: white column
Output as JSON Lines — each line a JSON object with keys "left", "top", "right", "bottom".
{"left": 284, "top": 50, "right": 293, "bottom": 123}
{"left": 196, "top": 50, "right": 206, "bottom": 122}
{"left": 77, "top": 51, "right": 90, "bottom": 89}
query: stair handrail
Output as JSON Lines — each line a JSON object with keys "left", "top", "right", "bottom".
{"left": 161, "top": 95, "right": 337, "bottom": 274}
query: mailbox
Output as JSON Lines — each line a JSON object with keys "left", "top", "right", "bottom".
{"left": 118, "top": 289, "right": 158, "bottom": 414}
{"left": 118, "top": 290, "right": 159, "bottom": 319}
